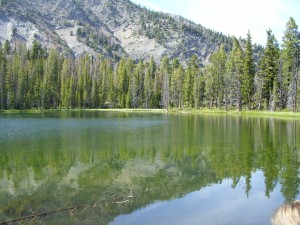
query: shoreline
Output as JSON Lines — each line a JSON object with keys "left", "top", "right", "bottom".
{"left": 1, "top": 108, "right": 300, "bottom": 119}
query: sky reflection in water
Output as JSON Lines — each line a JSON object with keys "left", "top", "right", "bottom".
{"left": 111, "top": 171, "right": 296, "bottom": 225}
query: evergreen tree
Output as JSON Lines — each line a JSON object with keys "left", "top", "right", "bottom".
{"left": 0, "top": 42, "right": 7, "bottom": 109}
{"left": 82, "top": 55, "right": 92, "bottom": 108}
{"left": 30, "top": 40, "right": 44, "bottom": 60}
{"left": 31, "top": 56, "right": 44, "bottom": 109}
{"left": 16, "top": 49, "right": 29, "bottom": 109}
{"left": 216, "top": 45, "right": 226, "bottom": 109}
{"left": 125, "top": 59, "right": 135, "bottom": 108}
{"left": 98, "top": 58, "right": 112, "bottom": 107}
{"left": 226, "top": 38, "right": 244, "bottom": 111}
{"left": 190, "top": 55, "right": 203, "bottom": 109}
{"left": 184, "top": 55, "right": 198, "bottom": 107}
{"left": 205, "top": 46, "right": 226, "bottom": 109}
{"left": 281, "top": 17, "right": 300, "bottom": 111}
{"left": 60, "top": 58, "right": 70, "bottom": 108}
{"left": 90, "top": 58, "right": 100, "bottom": 108}
{"left": 205, "top": 45, "right": 226, "bottom": 108}
{"left": 224, "top": 53, "right": 236, "bottom": 110}
{"left": 43, "top": 48, "right": 60, "bottom": 108}
{"left": 258, "top": 30, "right": 280, "bottom": 110}
{"left": 4, "top": 40, "right": 10, "bottom": 55}
{"left": 242, "top": 31, "right": 255, "bottom": 110}
{"left": 144, "top": 64, "right": 152, "bottom": 109}
{"left": 6, "top": 52, "right": 20, "bottom": 109}
{"left": 160, "top": 56, "right": 170, "bottom": 109}
{"left": 150, "top": 59, "right": 161, "bottom": 108}
{"left": 204, "top": 60, "right": 216, "bottom": 108}
{"left": 170, "top": 61, "right": 184, "bottom": 108}
{"left": 117, "top": 58, "right": 128, "bottom": 108}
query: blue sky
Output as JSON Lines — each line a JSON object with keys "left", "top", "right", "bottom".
{"left": 130, "top": 0, "right": 300, "bottom": 46}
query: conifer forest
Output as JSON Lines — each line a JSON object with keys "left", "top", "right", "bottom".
{"left": 0, "top": 17, "right": 299, "bottom": 112}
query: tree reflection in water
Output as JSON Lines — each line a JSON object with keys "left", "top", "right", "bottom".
{"left": 0, "top": 112, "right": 299, "bottom": 224}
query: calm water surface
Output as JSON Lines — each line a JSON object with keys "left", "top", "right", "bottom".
{"left": 0, "top": 111, "right": 299, "bottom": 225}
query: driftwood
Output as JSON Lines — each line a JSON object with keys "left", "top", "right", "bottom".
{"left": 0, "top": 195, "right": 133, "bottom": 225}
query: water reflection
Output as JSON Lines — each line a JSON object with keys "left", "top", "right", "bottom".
{"left": 111, "top": 171, "right": 281, "bottom": 225}
{"left": 0, "top": 112, "right": 299, "bottom": 224}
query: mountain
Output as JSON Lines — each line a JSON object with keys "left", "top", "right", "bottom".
{"left": 0, "top": 0, "right": 260, "bottom": 65}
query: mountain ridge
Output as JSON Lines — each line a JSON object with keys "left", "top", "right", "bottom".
{"left": 0, "top": 0, "right": 261, "bottom": 64}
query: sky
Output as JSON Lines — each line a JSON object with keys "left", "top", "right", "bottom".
{"left": 130, "top": 0, "right": 300, "bottom": 46}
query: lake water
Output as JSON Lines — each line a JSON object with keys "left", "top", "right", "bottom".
{"left": 0, "top": 111, "right": 299, "bottom": 225}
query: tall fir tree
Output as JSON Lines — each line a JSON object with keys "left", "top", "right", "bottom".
{"left": 144, "top": 64, "right": 152, "bottom": 109}
{"left": 227, "top": 37, "right": 244, "bottom": 111}
{"left": 43, "top": 48, "right": 60, "bottom": 108}
{"left": 281, "top": 17, "right": 300, "bottom": 111}
{"left": 204, "top": 45, "right": 226, "bottom": 109}
{"left": 171, "top": 63, "right": 184, "bottom": 108}
{"left": 60, "top": 58, "right": 70, "bottom": 108}
{"left": 258, "top": 29, "right": 280, "bottom": 110}
{"left": 0, "top": 42, "right": 7, "bottom": 109}
{"left": 183, "top": 55, "right": 197, "bottom": 107}
{"left": 160, "top": 56, "right": 170, "bottom": 109}
{"left": 117, "top": 58, "right": 128, "bottom": 108}
{"left": 242, "top": 31, "right": 255, "bottom": 110}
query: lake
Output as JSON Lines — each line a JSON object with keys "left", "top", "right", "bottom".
{"left": 0, "top": 111, "right": 299, "bottom": 225}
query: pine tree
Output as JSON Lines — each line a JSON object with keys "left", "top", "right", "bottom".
{"left": 227, "top": 37, "right": 244, "bottom": 111}
{"left": 170, "top": 60, "right": 184, "bottom": 108}
{"left": 205, "top": 46, "right": 226, "bottom": 109}
{"left": 148, "top": 57, "right": 159, "bottom": 108}
{"left": 242, "top": 31, "right": 255, "bottom": 110}
{"left": 82, "top": 55, "right": 92, "bottom": 108}
{"left": 91, "top": 58, "right": 100, "bottom": 108}
{"left": 107, "top": 65, "right": 117, "bottom": 108}
{"left": 224, "top": 52, "right": 235, "bottom": 110}
{"left": 60, "top": 58, "right": 70, "bottom": 108}
{"left": 125, "top": 59, "right": 135, "bottom": 108}
{"left": 160, "top": 56, "right": 170, "bottom": 110}
{"left": 183, "top": 55, "right": 197, "bottom": 107}
{"left": 130, "top": 61, "right": 144, "bottom": 108}
{"left": 193, "top": 67, "right": 204, "bottom": 109}
{"left": 6, "top": 52, "right": 19, "bottom": 109}
{"left": 31, "top": 57, "right": 44, "bottom": 109}
{"left": 16, "top": 49, "right": 29, "bottom": 109}
{"left": 117, "top": 58, "right": 128, "bottom": 108}
{"left": 4, "top": 40, "right": 10, "bottom": 55}
{"left": 0, "top": 42, "right": 7, "bottom": 109}
{"left": 188, "top": 55, "right": 203, "bottom": 109}
{"left": 98, "top": 58, "right": 111, "bottom": 107}
{"left": 204, "top": 59, "right": 217, "bottom": 108}
{"left": 43, "top": 48, "right": 60, "bottom": 108}
{"left": 144, "top": 64, "right": 152, "bottom": 109}
{"left": 258, "top": 30, "right": 279, "bottom": 110}
{"left": 281, "top": 17, "right": 300, "bottom": 111}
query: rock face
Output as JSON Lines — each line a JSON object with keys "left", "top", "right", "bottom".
{"left": 0, "top": 0, "right": 236, "bottom": 64}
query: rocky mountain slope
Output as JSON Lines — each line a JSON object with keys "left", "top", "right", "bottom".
{"left": 0, "top": 0, "right": 260, "bottom": 65}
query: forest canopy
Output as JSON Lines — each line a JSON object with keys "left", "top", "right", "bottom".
{"left": 0, "top": 17, "right": 299, "bottom": 111}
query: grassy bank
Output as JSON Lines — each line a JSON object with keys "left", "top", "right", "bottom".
{"left": 0, "top": 108, "right": 168, "bottom": 114}
{"left": 169, "top": 108, "right": 300, "bottom": 119}
{"left": 1, "top": 108, "right": 300, "bottom": 119}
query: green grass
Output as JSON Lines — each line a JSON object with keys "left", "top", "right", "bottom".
{"left": 1, "top": 108, "right": 300, "bottom": 119}
{"left": 0, "top": 109, "right": 45, "bottom": 114}
{"left": 85, "top": 108, "right": 167, "bottom": 113}
{"left": 168, "top": 108, "right": 300, "bottom": 119}
{"left": 240, "top": 110, "right": 300, "bottom": 119}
